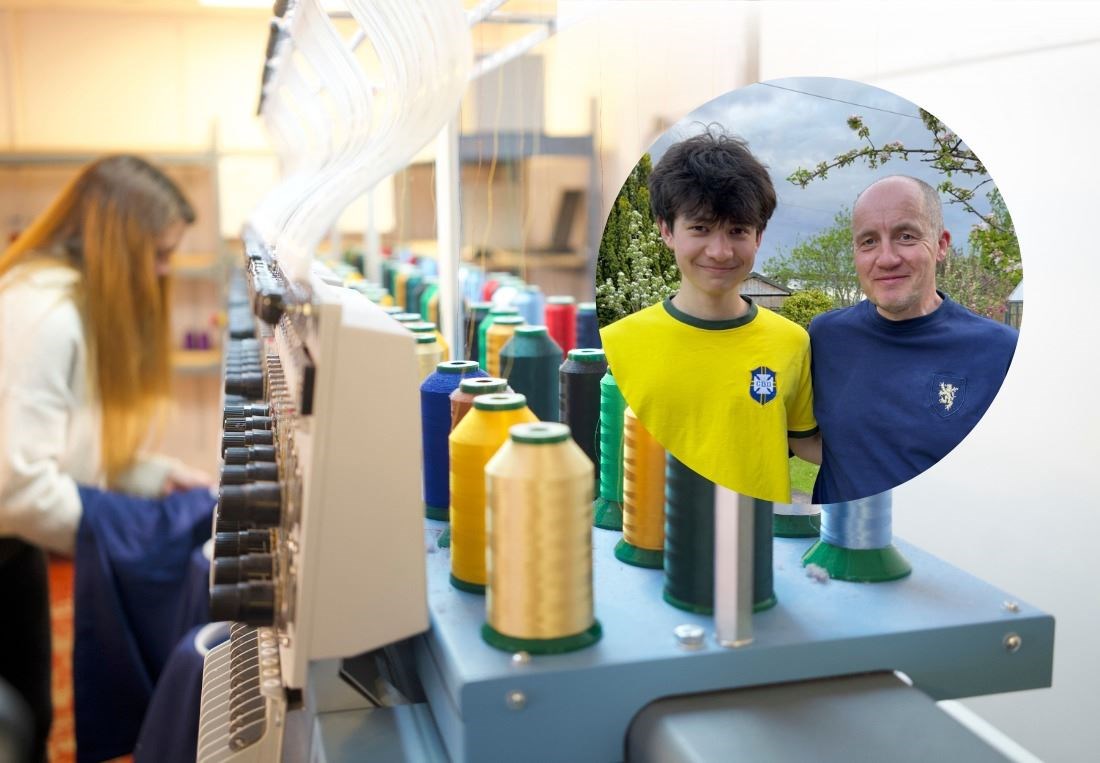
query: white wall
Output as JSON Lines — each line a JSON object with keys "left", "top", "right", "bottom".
{"left": 549, "top": 2, "right": 1098, "bottom": 760}
{"left": 766, "top": 7, "right": 1099, "bottom": 762}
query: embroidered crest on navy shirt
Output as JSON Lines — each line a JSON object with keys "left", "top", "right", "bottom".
{"left": 930, "top": 373, "right": 967, "bottom": 418}
{"left": 750, "top": 366, "right": 777, "bottom": 405}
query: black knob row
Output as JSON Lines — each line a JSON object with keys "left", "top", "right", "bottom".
{"left": 219, "top": 482, "right": 283, "bottom": 527}
{"left": 210, "top": 581, "right": 275, "bottom": 625}
{"left": 221, "top": 462, "right": 280, "bottom": 485}
{"left": 213, "top": 553, "right": 275, "bottom": 585}
{"left": 224, "top": 402, "right": 271, "bottom": 421}
{"left": 224, "top": 444, "right": 277, "bottom": 465}
{"left": 224, "top": 416, "right": 274, "bottom": 433}
{"left": 222, "top": 429, "right": 274, "bottom": 453}
{"left": 214, "top": 529, "right": 274, "bottom": 558}
{"left": 226, "top": 371, "right": 264, "bottom": 399}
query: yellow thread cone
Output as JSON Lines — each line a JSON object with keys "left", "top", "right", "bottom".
{"left": 618, "top": 407, "right": 666, "bottom": 567}
{"left": 415, "top": 336, "right": 443, "bottom": 381}
{"left": 449, "top": 393, "right": 538, "bottom": 590}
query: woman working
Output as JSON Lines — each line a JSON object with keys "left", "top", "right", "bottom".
{"left": 0, "top": 155, "right": 212, "bottom": 761}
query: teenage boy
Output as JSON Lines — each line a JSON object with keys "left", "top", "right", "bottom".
{"left": 601, "top": 130, "right": 819, "bottom": 503}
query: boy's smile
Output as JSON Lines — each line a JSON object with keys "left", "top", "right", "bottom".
{"left": 661, "top": 217, "right": 762, "bottom": 299}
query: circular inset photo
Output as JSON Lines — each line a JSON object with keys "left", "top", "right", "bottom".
{"left": 597, "top": 77, "right": 1021, "bottom": 507}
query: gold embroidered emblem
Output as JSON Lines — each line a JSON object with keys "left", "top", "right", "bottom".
{"left": 938, "top": 382, "right": 959, "bottom": 411}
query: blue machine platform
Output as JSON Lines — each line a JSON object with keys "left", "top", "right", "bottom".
{"left": 414, "top": 525, "right": 1054, "bottom": 763}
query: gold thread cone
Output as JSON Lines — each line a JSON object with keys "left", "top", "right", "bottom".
{"left": 486, "top": 424, "right": 595, "bottom": 640}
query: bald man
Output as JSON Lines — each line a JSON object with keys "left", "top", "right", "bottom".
{"left": 809, "top": 175, "right": 1018, "bottom": 503}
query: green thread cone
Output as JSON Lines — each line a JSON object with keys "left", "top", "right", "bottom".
{"left": 595, "top": 370, "right": 625, "bottom": 530}
{"left": 801, "top": 540, "right": 912, "bottom": 582}
{"left": 614, "top": 538, "right": 663, "bottom": 569}
{"left": 773, "top": 512, "right": 821, "bottom": 538}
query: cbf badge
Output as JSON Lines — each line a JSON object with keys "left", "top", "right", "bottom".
{"left": 750, "top": 366, "right": 777, "bottom": 405}
{"left": 929, "top": 373, "right": 966, "bottom": 418}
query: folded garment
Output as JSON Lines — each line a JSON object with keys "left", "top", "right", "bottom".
{"left": 73, "top": 486, "right": 214, "bottom": 763}
{"left": 133, "top": 622, "right": 224, "bottom": 763}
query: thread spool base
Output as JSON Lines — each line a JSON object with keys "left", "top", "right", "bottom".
{"left": 662, "top": 589, "right": 778, "bottom": 615}
{"left": 801, "top": 540, "right": 913, "bottom": 583}
{"left": 449, "top": 574, "right": 485, "bottom": 595}
{"left": 613, "top": 538, "right": 664, "bottom": 569}
{"left": 481, "top": 620, "right": 602, "bottom": 655}
{"left": 593, "top": 497, "right": 623, "bottom": 530}
{"left": 437, "top": 526, "right": 451, "bottom": 548}
{"left": 773, "top": 513, "right": 821, "bottom": 538}
{"left": 425, "top": 504, "right": 450, "bottom": 522}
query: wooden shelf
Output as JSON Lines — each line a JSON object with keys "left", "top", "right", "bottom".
{"left": 0, "top": 149, "right": 216, "bottom": 167}
{"left": 172, "top": 349, "right": 221, "bottom": 374}
{"left": 401, "top": 239, "right": 586, "bottom": 271}
{"left": 170, "top": 251, "right": 224, "bottom": 278}
{"left": 468, "top": 249, "right": 586, "bottom": 271}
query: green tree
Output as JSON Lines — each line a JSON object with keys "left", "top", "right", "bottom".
{"left": 780, "top": 289, "right": 834, "bottom": 328}
{"left": 596, "top": 208, "right": 680, "bottom": 325}
{"left": 764, "top": 209, "right": 861, "bottom": 307}
{"left": 597, "top": 153, "right": 674, "bottom": 286}
{"left": 936, "top": 247, "right": 1016, "bottom": 321}
{"left": 968, "top": 187, "right": 1022, "bottom": 287}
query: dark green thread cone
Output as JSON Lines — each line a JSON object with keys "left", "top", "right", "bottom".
{"left": 773, "top": 512, "right": 820, "bottom": 538}
{"left": 662, "top": 588, "right": 778, "bottom": 615}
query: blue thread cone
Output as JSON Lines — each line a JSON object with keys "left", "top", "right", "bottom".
{"left": 421, "top": 360, "right": 487, "bottom": 520}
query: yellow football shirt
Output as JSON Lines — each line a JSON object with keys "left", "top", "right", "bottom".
{"left": 600, "top": 297, "right": 817, "bottom": 502}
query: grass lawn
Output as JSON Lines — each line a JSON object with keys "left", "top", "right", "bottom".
{"left": 789, "top": 457, "right": 819, "bottom": 496}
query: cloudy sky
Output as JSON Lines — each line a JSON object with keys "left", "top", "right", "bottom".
{"left": 647, "top": 77, "right": 997, "bottom": 268}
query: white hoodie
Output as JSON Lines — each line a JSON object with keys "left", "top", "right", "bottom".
{"left": 0, "top": 260, "right": 176, "bottom": 554}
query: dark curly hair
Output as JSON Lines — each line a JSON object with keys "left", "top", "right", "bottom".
{"left": 649, "top": 127, "right": 776, "bottom": 233}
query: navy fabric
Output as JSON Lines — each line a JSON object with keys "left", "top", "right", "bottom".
{"left": 74, "top": 486, "right": 214, "bottom": 763}
{"left": 133, "top": 623, "right": 218, "bottom": 763}
{"left": 810, "top": 295, "right": 1017, "bottom": 503}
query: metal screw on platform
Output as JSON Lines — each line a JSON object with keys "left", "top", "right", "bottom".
{"left": 1003, "top": 601, "right": 1020, "bottom": 613}
{"left": 511, "top": 651, "right": 531, "bottom": 666}
{"left": 673, "top": 624, "right": 705, "bottom": 649}
{"left": 506, "top": 690, "right": 527, "bottom": 710}
{"left": 1003, "top": 633, "right": 1022, "bottom": 653}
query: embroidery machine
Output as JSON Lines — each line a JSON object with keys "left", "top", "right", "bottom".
{"left": 195, "top": 238, "right": 1053, "bottom": 763}
{"left": 194, "top": 2, "right": 1053, "bottom": 759}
